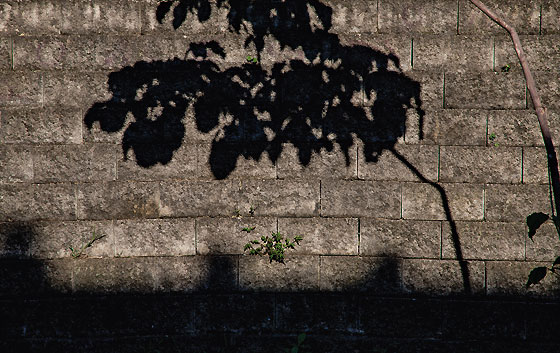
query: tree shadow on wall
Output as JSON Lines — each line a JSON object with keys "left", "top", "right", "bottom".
{"left": 84, "top": 0, "right": 472, "bottom": 292}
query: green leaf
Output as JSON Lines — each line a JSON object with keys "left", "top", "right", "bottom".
{"left": 297, "top": 333, "right": 306, "bottom": 345}
{"left": 526, "top": 266, "right": 548, "bottom": 288}
{"left": 243, "top": 243, "right": 251, "bottom": 251}
{"left": 527, "top": 212, "right": 549, "bottom": 240}
{"left": 242, "top": 226, "right": 256, "bottom": 232}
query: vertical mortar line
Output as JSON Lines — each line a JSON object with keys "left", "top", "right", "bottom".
{"left": 357, "top": 218, "right": 361, "bottom": 255}
{"left": 319, "top": 180, "right": 322, "bottom": 216}
{"left": 194, "top": 217, "right": 198, "bottom": 255}
{"left": 439, "top": 221, "right": 443, "bottom": 259}
{"left": 456, "top": 0, "right": 460, "bottom": 34}
{"left": 521, "top": 147, "right": 524, "bottom": 184}
{"left": 410, "top": 38, "right": 414, "bottom": 69}
{"left": 539, "top": 4, "right": 542, "bottom": 35}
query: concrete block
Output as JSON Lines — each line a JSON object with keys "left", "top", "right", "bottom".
{"left": 198, "top": 143, "right": 276, "bottom": 180}
{"left": 0, "top": 221, "right": 34, "bottom": 258}
{"left": 196, "top": 216, "right": 277, "bottom": 255}
{"left": 338, "top": 34, "right": 412, "bottom": 71}
{"left": 379, "top": 0, "right": 458, "bottom": 34}
{"left": 159, "top": 180, "right": 239, "bottom": 217}
{"left": 77, "top": 181, "right": 160, "bottom": 220}
{"left": 485, "top": 184, "right": 550, "bottom": 221}
{"left": 194, "top": 293, "right": 273, "bottom": 332}
{"left": 33, "top": 144, "right": 116, "bottom": 183}
{"left": 321, "top": 180, "right": 401, "bottom": 218}
{"left": 403, "top": 71, "right": 444, "bottom": 109}
{"left": 359, "top": 297, "right": 443, "bottom": 337}
{"left": 486, "top": 260, "right": 560, "bottom": 297}
{"left": 30, "top": 220, "right": 114, "bottom": 259}
{"left": 0, "top": 145, "right": 33, "bottom": 183}
{"left": 402, "top": 183, "right": 484, "bottom": 221}
{"left": 532, "top": 72, "right": 560, "bottom": 109}
{"left": 0, "top": 183, "right": 77, "bottom": 222}
{"left": 43, "top": 71, "right": 111, "bottom": 109}
{"left": 442, "top": 221, "right": 525, "bottom": 260}
{"left": 458, "top": 0, "right": 540, "bottom": 34}
{"left": 141, "top": 0, "right": 229, "bottom": 35}
{"left": 319, "top": 255, "right": 402, "bottom": 293}
{"left": 238, "top": 179, "right": 320, "bottom": 217}
{"left": 405, "top": 109, "right": 487, "bottom": 146}
{"left": 439, "top": 146, "right": 522, "bottom": 183}
{"left": 487, "top": 109, "right": 560, "bottom": 147}
{"left": 402, "top": 258, "right": 485, "bottom": 295}
{"left": 277, "top": 142, "right": 357, "bottom": 180}
{"left": 91, "top": 0, "right": 141, "bottom": 34}
{"left": 542, "top": 0, "right": 560, "bottom": 34}
{"left": 444, "top": 72, "right": 526, "bottom": 109}
{"left": 0, "top": 107, "right": 82, "bottom": 144}
{"left": 278, "top": 217, "right": 358, "bottom": 255}
{"left": 522, "top": 147, "right": 560, "bottom": 184}
{"left": 153, "top": 256, "right": 237, "bottom": 292}
{"left": 114, "top": 218, "right": 195, "bottom": 257}
{"left": 525, "top": 220, "right": 560, "bottom": 261}
{"left": 73, "top": 257, "right": 157, "bottom": 294}
{"left": 239, "top": 255, "right": 319, "bottom": 291}
{"left": 0, "top": 37, "right": 10, "bottom": 70}
{"left": 0, "top": 71, "right": 42, "bottom": 108}
{"left": 413, "top": 35, "right": 493, "bottom": 72}
{"left": 276, "top": 293, "right": 359, "bottom": 331}
{"left": 325, "top": 0, "right": 378, "bottom": 34}
{"left": 118, "top": 143, "right": 197, "bottom": 181}
{"left": 0, "top": 258, "right": 73, "bottom": 296}
{"left": 360, "top": 218, "right": 441, "bottom": 258}
{"left": 358, "top": 143, "right": 438, "bottom": 182}
{"left": 495, "top": 35, "right": 560, "bottom": 72}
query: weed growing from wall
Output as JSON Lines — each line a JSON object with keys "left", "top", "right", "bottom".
{"left": 243, "top": 228, "right": 303, "bottom": 264}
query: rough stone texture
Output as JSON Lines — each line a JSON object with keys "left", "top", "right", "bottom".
{"left": 486, "top": 260, "right": 560, "bottom": 297}
{"left": 525, "top": 221, "right": 560, "bottom": 261}
{"left": 319, "top": 256, "right": 402, "bottom": 293}
{"left": 159, "top": 180, "right": 239, "bottom": 217}
{"left": 118, "top": 143, "right": 197, "bottom": 181}
{"left": 402, "top": 183, "right": 484, "bottom": 221}
{"left": 33, "top": 144, "right": 116, "bottom": 182}
{"left": 377, "top": 70, "right": 443, "bottom": 109}
{"left": 442, "top": 221, "right": 525, "bottom": 260}
{"left": 198, "top": 143, "right": 276, "bottom": 180}
{"left": 458, "top": 0, "right": 541, "bottom": 35}
{"left": 42, "top": 71, "right": 111, "bottom": 109}
{"left": 485, "top": 184, "right": 550, "bottom": 222}
{"left": 238, "top": 179, "right": 320, "bottom": 217}
{"left": 196, "top": 216, "right": 277, "bottom": 255}
{"left": 358, "top": 143, "right": 438, "bottom": 182}
{"left": 402, "top": 259, "right": 486, "bottom": 295}
{"left": 522, "top": 147, "right": 560, "bottom": 184}
{"left": 444, "top": 72, "right": 526, "bottom": 109}
{"left": 495, "top": 35, "right": 560, "bottom": 73}
{"left": 405, "top": 109, "right": 487, "bottom": 146}
{"left": 239, "top": 255, "right": 319, "bottom": 291}
{"left": 278, "top": 217, "right": 358, "bottom": 255}
{"left": 114, "top": 218, "right": 195, "bottom": 257}
{"left": 487, "top": 110, "right": 560, "bottom": 147}
{"left": 360, "top": 218, "right": 441, "bottom": 258}
{"left": 324, "top": 0, "right": 378, "bottom": 34}
{"left": 29, "top": 220, "right": 114, "bottom": 259}
{"left": 0, "top": 145, "right": 33, "bottom": 183}
{"left": 542, "top": 0, "right": 560, "bottom": 34}
{"left": 532, "top": 72, "right": 560, "bottom": 109}
{"left": 378, "top": 0, "right": 457, "bottom": 34}
{"left": 0, "top": 71, "right": 42, "bottom": 107}
{"left": 0, "top": 107, "right": 82, "bottom": 144}
{"left": 77, "top": 181, "right": 160, "bottom": 220}
{"left": 0, "top": 37, "right": 10, "bottom": 70}
{"left": 321, "top": 180, "right": 401, "bottom": 218}
{"left": 413, "top": 36, "right": 492, "bottom": 72}
{"left": 439, "top": 146, "right": 522, "bottom": 183}
{"left": 0, "top": 183, "right": 76, "bottom": 222}
{"left": 277, "top": 143, "right": 357, "bottom": 180}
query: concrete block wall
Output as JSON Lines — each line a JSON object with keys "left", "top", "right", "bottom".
{"left": 1, "top": 0, "right": 560, "bottom": 351}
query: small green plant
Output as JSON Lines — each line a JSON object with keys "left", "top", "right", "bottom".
{"left": 283, "top": 333, "right": 307, "bottom": 353}
{"left": 244, "top": 232, "right": 303, "bottom": 264}
{"left": 501, "top": 64, "right": 511, "bottom": 72}
{"left": 242, "top": 226, "right": 256, "bottom": 232}
{"left": 233, "top": 208, "right": 241, "bottom": 218}
{"left": 68, "top": 230, "right": 105, "bottom": 258}
{"left": 249, "top": 205, "right": 256, "bottom": 216}
{"left": 246, "top": 55, "right": 258, "bottom": 64}
{"left": 488, "top": 132, "right": 499, "bottom": 146}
